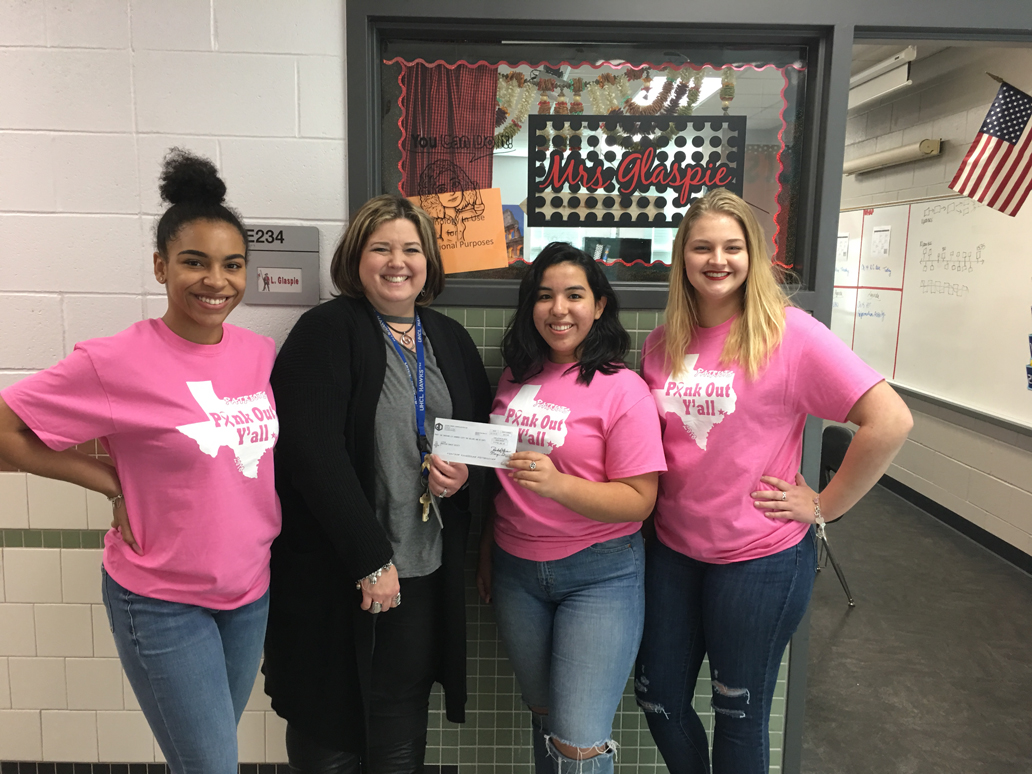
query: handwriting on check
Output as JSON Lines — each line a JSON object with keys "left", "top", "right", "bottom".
{"left": 432, "top": 418, "right": 518, "bottom": 469}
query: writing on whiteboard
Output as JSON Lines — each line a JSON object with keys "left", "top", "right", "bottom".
{"left": 920, "top": 280, "right": 969, "bottom": 298}
{"left": 857, "top": 294, "right": 888, "bottom": 320}
{"left": 920, "top": 200, "right": 978, "bottom": 224}
{"left": 860, "top": 263, "right": 892, "bottom": 277}
{"left": 919, "top": 244, "right": 985, "bottom": 273}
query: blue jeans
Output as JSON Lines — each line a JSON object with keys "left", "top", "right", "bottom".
{"left": 634, "top": 533, "right": 816, "bottom": 774}
{"left": 492, "top": 532, "right": 645, "bottom": 774}
{"left": 101, "top": 567, "right": 269, "bottom": 774}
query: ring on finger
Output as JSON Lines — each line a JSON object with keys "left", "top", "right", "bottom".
{"left": 370, "top": 601, "right": 382, "bottom": 614}
{"left": 529, "top": 461, "right": 537, "bottom": 470}
{"left": 781, "top": 491, "right": 787, "bottom": 501}
{"left": 441, "top": 487, "right": 448, "bottom": 498}
{"left": 393, "top": 592, "right": 401, "bottom": 607}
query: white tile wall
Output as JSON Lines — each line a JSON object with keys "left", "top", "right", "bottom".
{"left": 3, "top": 548, "right": 62, "bottom": 603}
{"left": 92, "top": 604, "right": 118, "bottom": 659}
{"left": 0, "top": 214, "right": 146, "bottom": 293}
{"left": 0, "top": 1, "right": 47, "bottom": 46}
{"left": 61, "top": 550, "right": 104, "bottom": 604}
{"left": 130, "top": 0, "right": 212, "bottom": 52}
{"left": 237, "top": 710, "right": 266, "bottom": 762}
{"left": 0, "top": 294, "right": 64, "bottom": 368}
{"left": 9, "top": 656, "right": 65, "bottom": 709}
{"left": 97, "top": 710, "right": 154, "bottom": 762}
{"left": 87, "top": 489, "right": 114, "bottom": 531}
{"left": 63, "top": 295, "right": 146, "bottom": 355}
{"left": 42, "top": 709, "right": 99, "bottom": 761}
{"left": 213, "top": 0, "right": 344, "bottom": 55}
{"left": 52, "top": 134, "right": 141, "bottom": 214}
{"left": 0, "top": 473, "right": 29, "bottom": 529}
{"left": 0, "top": 657, "right": 10, "bottom": 709}
{"left": 0, "top": 134, "right": 57, "bottom": 212}
{"left": 45, "top": 0, "right": 131, "bottom": 49}
{"left": 27, "top": 476, "right": 88, "bottom": 530}
{"left": 0, "top": 604, "right": 37, "bottom": 656}
{"left": 35, "top": 604, "right": 94, "bottom": 657}
{"left": 219, "top": 138, "right": 347, "bottom": 220}
{"left": 134, "top": 52, "right": 298, "bottom": 137}
{"left": 0, "top": 50, "right": 134, "bottom": 132}
{"left": 66, "top": 657, "right": 123, "bottom": 710}
{"left": 0, "top": 709, "right": 43, "bottom": 760}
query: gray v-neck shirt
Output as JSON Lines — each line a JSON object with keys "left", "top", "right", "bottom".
{"left": 372, "top": 328, "right": 453, "bottom": 577}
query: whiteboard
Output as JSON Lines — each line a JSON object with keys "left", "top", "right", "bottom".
{"left": 836, "top": 197, "right": 1032, "bottom": 430}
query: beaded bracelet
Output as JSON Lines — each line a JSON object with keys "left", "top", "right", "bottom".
{"left": 355, "top": 560, "right": 393, "bottom": 590}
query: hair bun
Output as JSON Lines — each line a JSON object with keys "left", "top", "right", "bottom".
{"left": 159, "top": 147, "right": 227, "bottom": 207}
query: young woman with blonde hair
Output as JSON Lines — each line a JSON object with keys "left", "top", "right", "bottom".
{"left": 635, "top": 188, "right": 912, "bottom": 773}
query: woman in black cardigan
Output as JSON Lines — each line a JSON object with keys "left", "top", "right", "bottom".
{"left": 263, "top": 195, "right": 491, "bottom": 774}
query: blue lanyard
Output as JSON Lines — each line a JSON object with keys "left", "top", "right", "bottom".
{"left": 376, "top": 312, "right": 430, "bottom": 472}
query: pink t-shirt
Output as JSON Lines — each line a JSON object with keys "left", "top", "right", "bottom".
{"left": 641, "top": 307, "right": 883, "bottom": 564}
{"left": 2, "top": 319, "right": 281, "bottom": 608}
{"left": 490, "top": 360, "right": 667, "bottom": 561}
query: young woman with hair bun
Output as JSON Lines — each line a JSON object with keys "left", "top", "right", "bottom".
{"left": 0, "top": 149, "right": 279, "bottom": 774}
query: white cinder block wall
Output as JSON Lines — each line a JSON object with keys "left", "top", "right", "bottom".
{"left": 0, "top": 0, "right": 347, "bottom": 762}
{"left": 841, "top": 45, "right": 1032, "bottom": 558}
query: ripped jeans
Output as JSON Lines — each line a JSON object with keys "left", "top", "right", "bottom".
{"left": 492, "top": 533, "right": 645, "bottom": 773}
{"left": 634, "top": 532, "right": 816, "bottom": 774}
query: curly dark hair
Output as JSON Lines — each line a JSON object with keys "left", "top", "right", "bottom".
{"left": 502, "top": 242, "right": 629, "bottom": 386}
{"left": 154, "top": 148, "right": 248, "bottom": 258}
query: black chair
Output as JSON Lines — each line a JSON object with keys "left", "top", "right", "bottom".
{"left": 818, "top": 425, "right": 856, "bottom": 607}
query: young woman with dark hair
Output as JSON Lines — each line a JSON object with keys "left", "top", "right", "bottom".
{"left": 0, "top": 149, "right": 279, "bottom": 774}
{"left": 477, "top": 242, "right": 666, "bottom": 774}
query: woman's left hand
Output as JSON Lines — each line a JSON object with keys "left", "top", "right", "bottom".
{"left": 507, "top": 451, "right": 565, "bottom": 500}
{"left": 752, "top": 473, "right": 821, "bottom": 524}
{"left": 427, "top": 454, "right": 468, "bottom": 499}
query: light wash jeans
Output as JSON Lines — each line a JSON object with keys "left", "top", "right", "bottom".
{"left": 634, "top": 532, "right": 816, "bottom": 774}
{"left": 492, "top": 532, "right": 646, "bottom": 774}
{"left": 101, "top": 567, "right": 269, "bottom": 774}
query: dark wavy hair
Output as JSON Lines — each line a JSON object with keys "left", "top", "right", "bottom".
{"left": 502, "top": 242, "right": 629, "bottom": 386}
{"left": 154, "top": 148, "right": 248, "bottom": 259}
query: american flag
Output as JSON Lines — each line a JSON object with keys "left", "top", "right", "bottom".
{"left": 949, "top": 81, "right": 1032, "bottom": 217}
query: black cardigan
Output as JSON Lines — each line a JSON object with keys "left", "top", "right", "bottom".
{"left": 262, "top": 295, "right": 492, "bottom": 753}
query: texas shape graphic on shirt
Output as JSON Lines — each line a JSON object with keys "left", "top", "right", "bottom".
{"left": 653, "top": 354, "right": 737, "bottom": 451}
{"left": 491, "top": 384, "right": 571, "bottom": 452}
{"left": 175, "top": 381, "right": 278, "bottom": 479}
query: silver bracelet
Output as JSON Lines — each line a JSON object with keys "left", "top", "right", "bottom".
{"left": 813, "top": 495, "right": 826, "bottom": 539}
{"left": 108, "top": 493, "right": 124, "bottom": 510}
{"left": 355, "top": 560, "right": 393, "bottom": 590}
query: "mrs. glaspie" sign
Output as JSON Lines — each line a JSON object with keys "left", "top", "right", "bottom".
{"left": 527, "top": 114, "right": 746, "bottom": 228}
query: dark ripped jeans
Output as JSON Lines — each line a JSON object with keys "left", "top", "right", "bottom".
{"left": 634, "top": 533, "right": 815, "bottom": 774}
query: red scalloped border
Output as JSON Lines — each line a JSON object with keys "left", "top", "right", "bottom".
{"left": 386, "top": 58, "right": 806, "bottom": 268}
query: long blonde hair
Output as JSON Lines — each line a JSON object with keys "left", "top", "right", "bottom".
{"left": 661, "top": 188, "right": 789, "bottom": 379}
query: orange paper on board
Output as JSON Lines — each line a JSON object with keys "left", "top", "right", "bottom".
{"left": 408, "top": 187, "right": 508, "bottom": 274}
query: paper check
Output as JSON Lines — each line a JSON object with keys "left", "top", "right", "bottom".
{"left": 431, "top": 418, "right": 517, "bottom": 468}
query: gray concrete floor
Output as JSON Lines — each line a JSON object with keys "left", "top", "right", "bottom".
{"left": 801, "top": 485, "right": 1032, "bottom": 774}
